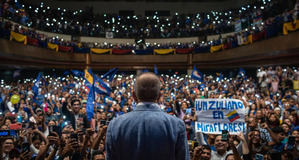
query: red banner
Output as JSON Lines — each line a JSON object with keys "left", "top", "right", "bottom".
{"left": 176, "top": 48, "right": 193, "bottom": 54}
{"left": 59, "top": 45, "right": 73, "bottom": 53}
{"left": 223, "top": 42, "right": 232, "bottom": 50}
{"left": 112, "top": 49, "right": 132, "bottom": 55}
{"left": 27, "top": 37, "right": 39, "bottom": 46}
{"left": 253, "top": 30, "right": 266, "bottom": 42}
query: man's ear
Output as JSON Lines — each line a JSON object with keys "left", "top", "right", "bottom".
{"left": 133, "top": 91, "right": 138, "bottom": 103}
{"left": 157, "top": 92, "right": 162, "bottom": 103}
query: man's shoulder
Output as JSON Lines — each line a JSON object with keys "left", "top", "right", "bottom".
{"left": 211, "top": 150, "right": 233, "bottom": 159}
{"left": 110, "top": 107, "right": 184, "bottom": 127}
{"left": 111, "top": 111, "right": 135, "bottom": 121}
{"left": 162, "top": 112, "right": 185, "bottom": 124}
{"left": 108, "top": 111, "right": 136, "bottom": 127}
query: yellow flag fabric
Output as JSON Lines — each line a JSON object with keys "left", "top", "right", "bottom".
{"left": 91, "top": 48, "right": 112, "bottom": 54}
{"left": 84, "top": 69, "right": 94, "bottom": 85}
{"left": 294, "top": 80, "right": 299, "bottom": 90}
{"left": 243, "top": 34, "right": 253, "bottom": 45}
{"left": 47, "top": 43, "right": 59, "bottom": 52}
{"left": 283, "top": 20, "right": 299, "bottom": 35}
{"left": 210, "top": 44, "right": 224, "bottom": 53}
{"left": 154, "top": 49, "right": 175, "bottom": 55}
{"left": 9, "top": 31, "right": 27, "bottom": 45}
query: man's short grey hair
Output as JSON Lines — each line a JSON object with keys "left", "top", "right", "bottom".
{"left": 134, "top": 72, "right": 161, "bottom": 102}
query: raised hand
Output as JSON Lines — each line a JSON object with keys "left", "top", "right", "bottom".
{"left": 20, "top": 151, "right": 33, "bottom": 160}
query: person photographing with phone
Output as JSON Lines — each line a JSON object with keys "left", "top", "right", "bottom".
{"left": 192, "top": 145, "right": 212, "bottom": 160}
{"left": 61, "top": 95, "right": 90, "bottom": 130}
{"left": 247, "top": 117, "right": 274, "bottom": 145}
{"left": 210, "top": 130, "right": 249, "bottom": 160}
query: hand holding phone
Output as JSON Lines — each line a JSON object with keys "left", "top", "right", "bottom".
{"left": 48, "top": 132, "right": 59, "bottom": 146}
{"left": 100, "top": 120, "right": 106, "bottom": 126}
{"left": 22, "top": 142, "right": 30, "bottom": 153}
{"left": 221, "top": 130, "right": 229, "bottom": 141}
{"left": 255, "top": 154, "right": 263, "bottom": 160}
{"left": 260, "top": 123, "right": 269, "bottom": 129}
{"left": 70, "top": 133, "right": 78, "bottom": 141}
{"left": 69, "top": 134, "right": 80, "bottom": 150}
{"left": 20, "top": 149, "right": 32, "bottom": 160}
{"left": 49, "top": 125, "right": 60, "bottom": 134}
{"left": 260, "top": 117, "right": 266, "bottom": 123}
{"left": 193, "top": 141, "right": 199, "bottom": 149}
{"left": 193, "top": 146, "right": 203, "bottom": 158}
{"left": 85, "top": 128, "right": 94, "bottom": 137}
{"left": 286, "top": 136, "right": 295, "bottom": 151}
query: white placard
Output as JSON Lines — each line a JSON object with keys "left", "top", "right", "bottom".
{"left": 195, "top": 99, "right": 246, "bottom": 135}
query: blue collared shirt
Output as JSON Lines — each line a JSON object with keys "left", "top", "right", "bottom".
{"left": 106, "top": 102, "right": 190, "bottom": 160}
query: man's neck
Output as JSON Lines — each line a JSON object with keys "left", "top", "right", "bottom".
{"left": 217, "top": 150, "right": 226, "bottom": 156}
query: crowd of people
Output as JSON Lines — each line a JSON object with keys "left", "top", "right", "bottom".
{"left": 0, "top": 65, "right": 298, "bottom": 160}
{"left": 0, "top": 0, "right": 285, "bottom": 38}
{"left": 0, "top": 0, "right": 297, "bottom": 53}
{"left": 1, "top": 0, "right": 298, "bottom": 38}
{"left": 0, "top": 0, "right": 299, "bottom": 160}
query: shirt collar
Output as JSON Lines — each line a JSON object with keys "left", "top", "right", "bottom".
{"left": 135, "top": 102, "right": 162, "bottom": 111}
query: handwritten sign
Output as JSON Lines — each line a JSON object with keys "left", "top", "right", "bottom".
{"left": 195, "top": 99, "right": 246, "bottom": 135}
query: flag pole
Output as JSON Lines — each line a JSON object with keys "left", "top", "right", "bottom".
{"left": 85, "top": 53, "right": 91, "bottom": 70}
{"left": 187, "top": 54, "right": 193, "bottom": 75}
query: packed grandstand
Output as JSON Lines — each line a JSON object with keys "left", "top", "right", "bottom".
{"left": 0, "top": 0, "right": 299, "bottom": 160}
{"left": 1, "top": 0, "right": 299, "bottom": 54}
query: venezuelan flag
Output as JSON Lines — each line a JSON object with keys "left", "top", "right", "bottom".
{"left": 84, "top": 69, "right": 94, "bottom": 85}
{"left": 226, "top": 110, "right": 240, "bottom": 122}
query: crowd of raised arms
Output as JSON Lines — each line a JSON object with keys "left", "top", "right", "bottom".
{"left": 0, "top": 66, "right": 298, "bottom": 160}
{"left": 0, "top": 0, "right": 298, "bottom": 51}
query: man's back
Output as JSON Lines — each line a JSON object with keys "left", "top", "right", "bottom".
{"left": 105, "top": 103, "right": 189, "bottom": 160}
